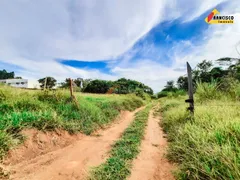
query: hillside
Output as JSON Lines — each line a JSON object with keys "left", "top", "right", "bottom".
{"left": 0, "top": 85, "right": 144, "bottom": 159}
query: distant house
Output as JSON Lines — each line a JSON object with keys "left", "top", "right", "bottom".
{"left": 0, "top": 79, "right": 40, "bottom": 89}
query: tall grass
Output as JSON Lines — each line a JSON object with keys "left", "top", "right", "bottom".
{"left": 0, "top": 85, "right": 144, "bottom": 159}
{"left": 195, "top": 81, "right": 219, "bottom": 102}
{"left": 160, "top": 82, "right": 240, "bottom": 179}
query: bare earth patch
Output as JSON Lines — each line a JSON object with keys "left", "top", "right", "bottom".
{"left": 129, "top": 109, "right": 175, "bottom": 180}
{"left": 5, "top": 107, "right": 143, "bottom": 180}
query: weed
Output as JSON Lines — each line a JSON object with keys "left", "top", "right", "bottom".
{"left": 160, "top": 90, "right": 240, "bottom": 179}
{"left": 89, "top": 105, "right": 152, "bottom": 180}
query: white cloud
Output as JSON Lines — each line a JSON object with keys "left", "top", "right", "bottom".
{"left": 0, "top": 0, "right": 165, "bottom": 61}
{"left": 0, "top": 0, "right": 239, "bottom": 92}
{"left": 171, "top": 12, "right": 240, "bottom": 69}
{"left": 111, "top": 60, "right": 183, "bottom": 92}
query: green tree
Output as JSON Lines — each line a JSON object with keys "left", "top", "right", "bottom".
{"left": 193, "top": 60, "right": 213, "bottom": 83}
{"left": 38, "top": 77, "right": 57, "bottom": 89}
{"left": 177, "top": 76, "right": 188, "bottom": 91}
{"left": 60, "top": 78, "right": 92, "bottom": 91}
{"left": 113, "top": 78, "right": 153, "bottom": 95}
{"left": 162, "top": 81, "right": 177, "bottom": 92}
{"left": 84, "top": 80, "right": 112, "bottom": 93}
{"left": 0, "top": 69, "right": 14, "bottom": 79}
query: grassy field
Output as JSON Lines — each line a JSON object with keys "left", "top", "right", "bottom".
{"left": 0, "top": 85, "right": 144, "bottom": 159}
{"left": 158, "top": 84, "right": 240, "bottom": 179}
{"left": 89, "top": 104, "right": 152, "bottom": 180}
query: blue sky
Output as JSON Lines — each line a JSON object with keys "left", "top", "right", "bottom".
{"left": 0, "top": 0, "right": 240, "bottom": 91}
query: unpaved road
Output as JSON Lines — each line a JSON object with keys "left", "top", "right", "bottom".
{"left": 6, "top": 105, "right": 174, "bottom": 180}
{"left": 8, "top": 107, "right": 143, "bottom": 180}
{"left": 129, "top": 108, "right": 175, "bottom": 180}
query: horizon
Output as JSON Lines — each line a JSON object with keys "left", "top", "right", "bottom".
{"left": 0, "top": 0, "right": 240, "bottom": 92}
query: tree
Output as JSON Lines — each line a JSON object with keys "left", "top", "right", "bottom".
{"left": 113, "top": 78, "right": 153, "bottom": 95}
{"left": 0, "top": 69, "right": 14, "bottom": 79}
{"left": 74, "top": 78, "right": 92, "bottom": 90}
{"left": 209, "top": 67, "right": 226, "bottom": 80}
{"left": 177, "top": 76, "right": 188, "bottom": 91}
{"left": 38, "top": 77, "right": 57, "bottom": 89}
{"left": 193, "top": 60, "right": 213, "bottom": 83}
{"left": 60, "top": 78, "right": 92, "bottom": 91}
{"left": 83, "top": 80, "right": 112, "bottom": 93}
{"left": 15, "top": 76, "right": 22, "bottom": 79}
{"left": 162, "top": 81, "right": 177, "bottom": 92}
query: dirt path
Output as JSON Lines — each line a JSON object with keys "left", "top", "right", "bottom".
{"left": 8, "top": 107, "right": 143, "bottom": 180}
{"left": 128, "top": 108, "right": 175, "bottom": 180}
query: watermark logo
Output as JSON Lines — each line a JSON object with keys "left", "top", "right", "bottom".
{"left": 205, "top": 9, "right": 234, "bottom": 24}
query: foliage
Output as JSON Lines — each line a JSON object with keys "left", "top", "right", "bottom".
{"left": 113, "top": 78, "right": 153, "bottom": 95}
{"left": 134, "top": 88, "right": 151, "bottom": 101}
{"left": 90, "top": 105, "right": 152, "bottom": 180}
{"left": 195, "top": 81, "right": 219, "bottom": 102}
{"left": 83, "top": 78, "right": 153, "bottom": 96}
{"left": 162, "top": 80, "right": 178, "bottom": 92}
{"left": 157, "top": 57, "right": 240, "bottom": 98}
{"left": 0, "top": 86, "right": 144, "bottom": 159}
{"left": 60, "top": 78, "right": 92, "bottom": 91}
{"left": 38, "top": 77, "right": 57, "bottom": 89}
{"left": 159, "top": 83, "right": 240, "bottom": 180}
{"left": 84, "top": 80, "right": 113, "bottom": 94}
{"left": 177, "top": 76, "right": 188, "bottom": 91}
{"left": 0, "top": 69, "right": 14, "bottom": 79}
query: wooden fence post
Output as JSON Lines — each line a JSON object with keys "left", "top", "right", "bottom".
{"left": 69, "top": 78, "right": 73, "bottom": 98}
{"left": 185, "top": 62, "right": 194, "bottom": 114}
{"left": 68, "top": 78, "right": 79, "bottom": 109}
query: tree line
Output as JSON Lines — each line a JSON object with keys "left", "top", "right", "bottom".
{"left": 0, "top": 69, "right": 22, "bottom": 79}
{"left": 158, "top": 57, "right": 240, "bottom": 97}
{"left": 0, "top": 70, "right": 153, "bottom": 97}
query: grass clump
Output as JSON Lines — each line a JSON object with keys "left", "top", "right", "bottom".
{"left": 195, "top": 81, "right": 220, "bottom": 102}
{"left": 89, "top": 105, "right": 152, "bottom": 180}
{"left": 159, "top": 87, "right": 240, "bottom": 179}
{"left": 0, "top": 85, "right": 144, "bottom": 159}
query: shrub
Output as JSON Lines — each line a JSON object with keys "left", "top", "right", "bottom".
{"left": 195, "top": 81, "right": 219, "bottom": 102}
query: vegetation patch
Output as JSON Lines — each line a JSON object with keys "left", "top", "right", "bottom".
{"left": 0, "top": 85, "right": 144, "bottom": 159}
{"left": 160, "top": 91, "right": 240, "bottom": 179}
{"left": 89, "top": 105, "right": 152, "bottom": 180}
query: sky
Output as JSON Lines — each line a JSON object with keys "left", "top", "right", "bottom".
{"left": 0, "top": 0, "right": 240, "bottom": 92}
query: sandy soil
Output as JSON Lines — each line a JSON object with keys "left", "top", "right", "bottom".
{"left": 128, "top": 108, "right": 175, "bottom": 180}
{"left": 6, "top": 107, "right": 143, "bottom": 180}
{"left": 4, "top": 129, "right": 84, "bottom": 166}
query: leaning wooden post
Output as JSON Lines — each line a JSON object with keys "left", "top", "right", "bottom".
{"left": 185, "top": 62, "right": 194, "bottom": 114}
{"left": 69, "top": 78, "right": 73, "bottom": 98}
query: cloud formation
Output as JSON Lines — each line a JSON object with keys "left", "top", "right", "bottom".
{"left": 0, "top": 0, "right": 239, "bottom": 92}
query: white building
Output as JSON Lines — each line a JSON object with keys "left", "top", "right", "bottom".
{"left": 0, "top": 79, "right": 40, "bottom": 89}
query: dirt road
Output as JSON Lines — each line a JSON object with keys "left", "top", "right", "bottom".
{"left": 7, "top": 107, "right": 143, "bottom": 180}
{"left": 129, "top": 108, "right": 175, "bottom": 180}
{"left": 6, "top": 105, "right": 175, "bottom": 180}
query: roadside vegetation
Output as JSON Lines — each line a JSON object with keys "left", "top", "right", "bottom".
{"left": 89, "top": 104, "right": 152, "bottom": 180}
{"left": 158, "top": 57, "right": 240, "bottom": 179}
{"left": 0, "top": 85, "right": 144, "bottom": 159}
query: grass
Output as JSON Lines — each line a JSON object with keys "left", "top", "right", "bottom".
{"left": 89, "top": 104, "right": 152, "bottom": 180}
{"left": 0, "top": 85, "right": 144, "bottom": 159}
{"left": 159, "top": 83, "right": 240, "bottom": 180}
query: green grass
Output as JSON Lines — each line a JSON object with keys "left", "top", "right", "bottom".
{"left": 89, "top": 104, "right": 152, "bottom": 180}
{"left": 0, "top": 85, "right": 144, "bottom": 159}
{"left": 159, "top": 90, "right": 240, "bottom": 179}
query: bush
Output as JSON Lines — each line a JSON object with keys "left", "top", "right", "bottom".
{"left": 196, "top": 81, "right": 219, "bottom": 102}
{"left": 157, "top": 91, "right": 168, "bottom": 98}
{"left": 135, "top": 89, "right": 151, "bottom": 101}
